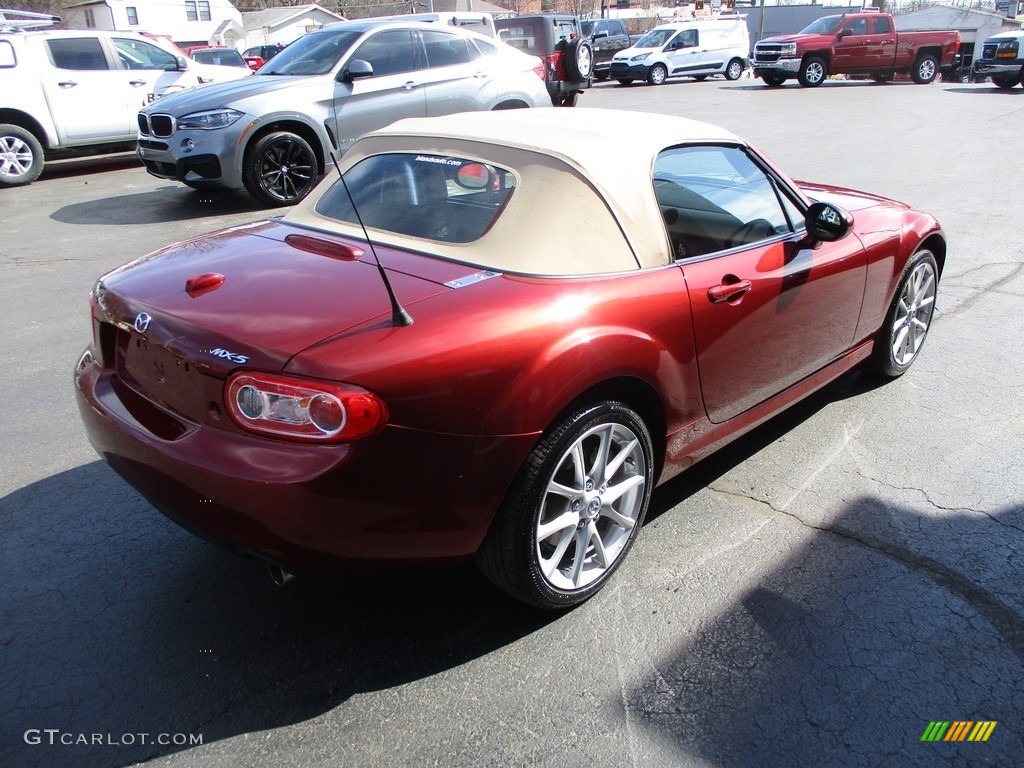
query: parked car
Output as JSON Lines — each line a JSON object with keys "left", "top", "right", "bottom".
{"left": 76, "top": 108, "right": 945, "bottom": 609}
{"left": 242, "top": 43, "right": 285, "bottom": 71}
{"left": 611, "top": 17, "right": 749, "bottom": 85}
{"left": 0, "top": 23, "right": 251, "bottom": 187}
{"left": 136, "top": 19, "right": 550, "bottom": 205}
{"left": 752, "top": 11, "right": 961, "bottom": 87}
{"left": 496, "top": 14, "right": 593, "bottom": 106}
{"left": 581, "top": 17, "right": 630, "bottom": 80}
{"left": 186, "top": 45, "right": 250, "bottom": 70}
{"left": 972, "top": 29, "right": 1024, "bottom": 89}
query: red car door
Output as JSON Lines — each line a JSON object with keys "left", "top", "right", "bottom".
{"left": 654, "top": 145, "right": 866, "bottom": 424}
{"left": 832, "top": 16, "right": 872, "bottom": 71}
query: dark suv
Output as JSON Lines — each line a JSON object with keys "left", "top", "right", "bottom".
{"left": 496, "top": 14, "right": 593, "bottom": 106}
{"left": 581, "top": 18, "right": 631, "bottom": 81}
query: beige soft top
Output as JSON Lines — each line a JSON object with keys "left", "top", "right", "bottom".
{"left": 284, "top": 108, "right": 744, "bottom": 276}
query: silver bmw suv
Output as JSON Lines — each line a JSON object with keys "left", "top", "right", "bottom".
{"left": 136, "top": 19, "right": 550, "bottom": 205}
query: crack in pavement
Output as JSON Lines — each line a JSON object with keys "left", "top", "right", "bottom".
{"left": 936, "top": 262, "right": 1024, "bottom": 322}
{"left": 708, "top": 486, "right": 1024, "bottom": 668}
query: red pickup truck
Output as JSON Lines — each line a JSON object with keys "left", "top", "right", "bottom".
{"left": 752, "top": 12, "right": 961, "bottom": 87}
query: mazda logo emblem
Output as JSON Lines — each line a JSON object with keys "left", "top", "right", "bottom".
{"left": 134, "top": 312, "right": 152, "bottom": 334}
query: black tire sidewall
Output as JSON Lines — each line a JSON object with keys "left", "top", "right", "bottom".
{"left": 480, "top": 401, "right": 653, "bottom": 609}
{"left": 243, "top": 131, "right": 317, "bottom": 206}
{"left": 799, "top": 56, "right": 827, "bottom": 87}
{"left": 871, "top": 249, "right": 938, "bottom": 378}
{"left": 564, "top": 38, "right": 594, "bottom": 82}
{"left": 0, "top": 123, "right": 44, "bottom": 186}
{"left": 913, "top": 55, "right": 938, "bottom": 84}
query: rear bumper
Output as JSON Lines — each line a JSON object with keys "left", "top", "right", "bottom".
{"left": 74, "top": 348, "right": 535, "bottom": 575}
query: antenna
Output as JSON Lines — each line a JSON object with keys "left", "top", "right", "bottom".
{"left": 0, "top": 9, "right": 61, "bottom": 32}
{"left": 328, "top": 153, "right": 413, "bottom": 327}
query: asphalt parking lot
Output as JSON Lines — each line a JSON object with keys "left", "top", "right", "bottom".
{"left": 2, "top": 77, "right": 1023, "bottom": 768}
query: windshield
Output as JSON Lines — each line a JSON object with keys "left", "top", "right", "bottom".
{"left": 798, "top": 16, "right": 842, "bottom": 35}
{"left": 635, "top": 29, "right": 675, "bottom": 49}
{"left": 260, "top": 29, "right": 362, "bottom": 76}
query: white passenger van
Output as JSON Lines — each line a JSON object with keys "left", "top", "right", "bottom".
{"left": 609, "top": 16, "right": 750, "bottom": 85}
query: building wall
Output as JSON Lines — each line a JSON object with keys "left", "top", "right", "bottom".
{"left": 63, "top": 0, "right": 243, "bottom": 44}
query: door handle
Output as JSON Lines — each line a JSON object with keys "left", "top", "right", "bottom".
{"left": 402, "top": 81, "right": 419, "bottom": 91}
{"left": 708, "top": 279, "right": 752, "bottom": 304}
{"left": 129, "top": 80, "right": 147, "bottom": 87}
{"left": 57, "top": 80, "right": 78, "bottom": 88}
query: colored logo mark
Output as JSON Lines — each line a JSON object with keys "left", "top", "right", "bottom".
{"left": 921, "top": 721, "right": 997, "bottom": 742}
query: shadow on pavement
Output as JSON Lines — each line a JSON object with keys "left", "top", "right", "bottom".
{"left": 626, "top": 493, "right": 1024, "bottom": 765}
{"left": 0, "top": 461, "right": 557, "bottom": 768}
{"left": 49, "top": 186, "right": 276, "bottom": 227}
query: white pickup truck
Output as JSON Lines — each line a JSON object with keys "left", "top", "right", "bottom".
{"left": 0, "top": 16, "right": 249, "bottom": 187}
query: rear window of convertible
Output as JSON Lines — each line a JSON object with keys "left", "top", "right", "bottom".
{"left": 314, "top": 153, "right": 517, "bottom": 244}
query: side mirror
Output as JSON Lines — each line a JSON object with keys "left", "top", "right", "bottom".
{"left": 837, "top": 28, "right": 853, "bottom": 39}
{"left": 339, "top": 59, "right": 373, "bottom": 83}
{"left": 169, "top": 55, "right": 187, "bottom": 71}
{"left": 803, "top": 202, "right": 852, "bottom": 247}
{"left": 593, "top": 30, "right": 609, "bottom": 40}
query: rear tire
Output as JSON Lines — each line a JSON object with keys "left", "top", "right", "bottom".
{"left": 724, "top": 58, "right": 744, "bottom": 81}
{"left": 912, "top": 54, "right": 938, "bottom": 84}
{"left": 476, "top": 401, "right": 653, "bottom": 609}
{"left": 798, "top": 56, "right": 827, "bottom": 87}
{"left": 762, "top": 74, "right": 786, "bottom": 87}
{"left": 871, "top": 71, "right": 894, "bottom": 83}
{"left": 692, "top": 74, "right": 709, "bottom": 82}
{"left": 0, "top": 123, "right": 44, "bottom": 187}
{"left": 243, "top": 130, "right": 318, "bottom": 207}
{"left": 616, "top": 78, "right": 634, "bottom": 86}
{"left": 555, "top": 90, "right": 579, "bottom": 107}
{"left": 869, "top": 249, "right": 938, "bottom": 378}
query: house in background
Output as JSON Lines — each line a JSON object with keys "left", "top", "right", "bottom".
{"left": 240, "top": 4, "right": 346, "bottom": 48}
{"left": 62, "top": 0, "right": 246, "bottom": 48}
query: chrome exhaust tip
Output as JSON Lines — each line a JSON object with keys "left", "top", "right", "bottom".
{"left": 268, "top": 564, "right": 295, "bottom": 586}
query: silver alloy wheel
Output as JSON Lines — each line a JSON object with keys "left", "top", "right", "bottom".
{"left": 535, "top": 421, "right": 647, "bottom": 591}
{"left": 726, "top": 59, "right": 743, "bottom": 80}
{"left": 0, "top": 134, "right": 33, "bottom": 180}
{"left": 803, "top": 60, "right": 825, "bottom": 85}
{"left": 917, "top": 58, "right": 936, "bottom": 82}
{"left": 890, "top": 260, "right": 936, "bottom": 366}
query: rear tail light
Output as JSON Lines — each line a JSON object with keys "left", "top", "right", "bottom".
{"left": 532, "top": 57, "right": 546, "bottom": 81}
{"left": 225, "top": 372, "right": 387, "bottom": 443}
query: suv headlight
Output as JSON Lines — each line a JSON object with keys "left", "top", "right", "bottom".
{"left": 630, "top": 53, "right": 651, "bottom": 62}
{"left": 175, "top": 108, "right": 244, "bottom": 130}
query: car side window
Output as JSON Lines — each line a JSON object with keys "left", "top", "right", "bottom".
{"left": 422, "top": 30, "right": 473, "bottom": 68}
{"left": 675, "top": 30, "right": 698, "bottom": 49}
{"left": 349, "top": 29, "right": 419, "bottom": 77}
{"left": 871, "top": 17, "right": 892, "bottom": 34}
{"left": 471, "top": 38, "right": 496, "bottom": 58}
{"left": 653, "top": 145, "right": 793, "bottom": 259}
{"left": 843, "top": 19, "right": 868, "bottom": 36}
{"left": 46, "top": 38, "right": 109, "bottom": 70}
{"left": 112, "top": 38, "right": 177, "bottom": 70}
